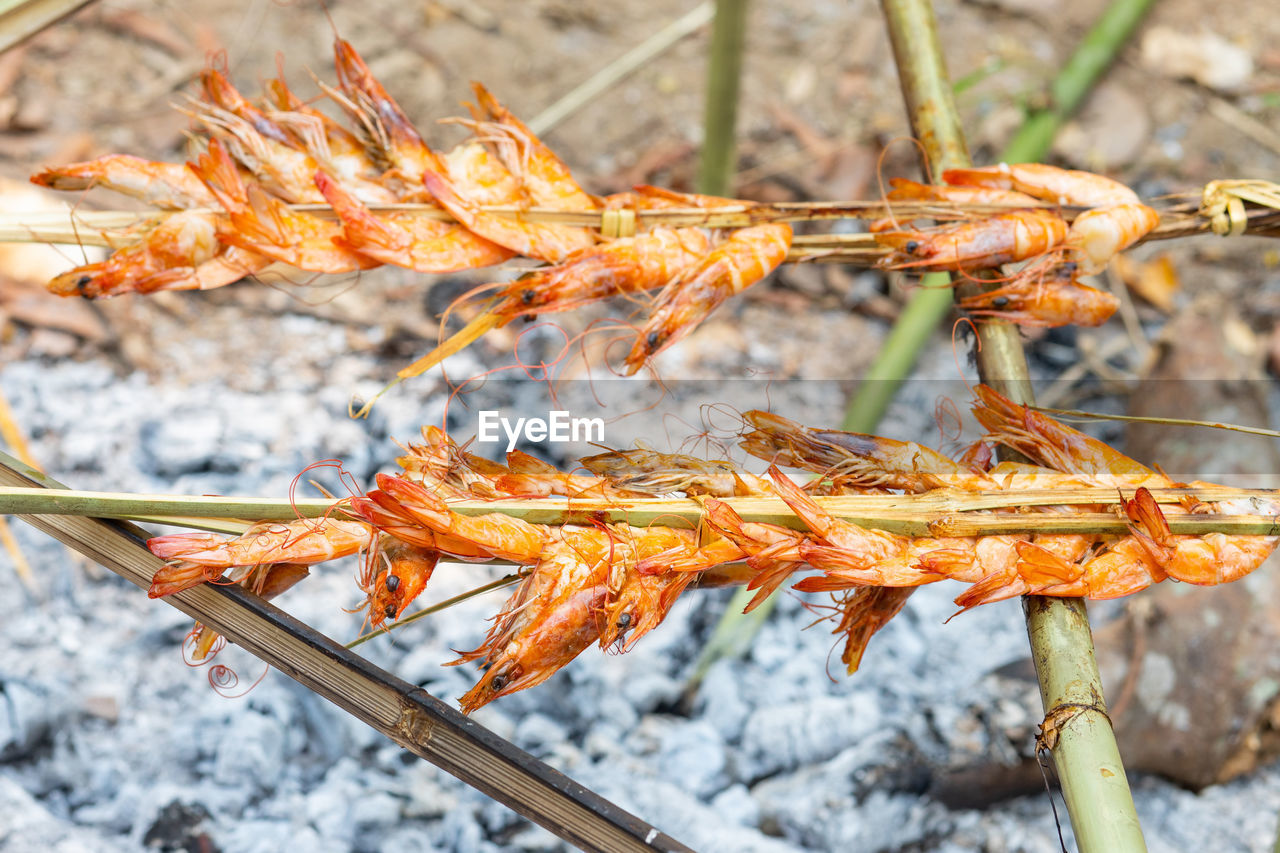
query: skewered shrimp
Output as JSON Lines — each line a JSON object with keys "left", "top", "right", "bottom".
{"left": 943, "top": 163, "right": 1142, "bottom": 210}
{"left": 494, "top": 450, "right": 638, "bottom": 498}
{"left": 741, "top": 409, "right": 996, "bottom": 492}
{"left": 358, "top": 472, "right": 548, "bottom": 563}
{"left": 883, "top": 176, "right": 1040, "bottom": 207}
{"left": 492, "top": 226, "right": 713, "bottom": 317}
{"left": 192, "top": 67, "right": 326, "bottom": 204}
{"left": 315, "top": 170, "right": 514, "bottom": 273}
{"left": 579, "top": 444, "right": 773, "bottom": 497}
{"left": 971, "top": 385, "right": 1175, "bottom": 490}
{"left": 394, "top": 425, "right": 516, "bottom": 499}
{"left": 46, "top": 210, "right": 270, "bottom": 298}
{"left": 421, "top": 166, "right": 597, "bottom": 262}
{"left": 955, "top": 265, "right": 1119, "bottom": 327}
{"left": 262, "top": 75, "right": 397, "bottom": 204}
{"left": 623, "top": 222, "right": 792, "bottom": 374}
{"left": 875, "top": 209, "right": 1069, "bottom": 271}
{"left": 362, "top": 537, "right": 441, "bottom": 627}
{"left": 598, "top": 525, "right": 703, "bottom": 651}
{"left": 460, "top": 82, "right": 599, "bottom": 213}
{"left": 30, "top": 154, "right": 218, "bottom": 209}
{"left": 328, "top": 39, "right": 443, "bottom": 193}
{"left": 191, "top": 140, "right": 378, "bottom": 273}
{"left": 147, "top": 517, "right": 373, "bottom": 597}
{"left": 940, "top": 164, "right": 1160, "bottom": 274}
{"left": 455, "top": 530, "right": 612, "bottom": 712}
{"left": 1117, "top": 488, "right": 1280, "bottom": 587}
{"left": 697, "top": 497, "right": 807, "bottom": 611}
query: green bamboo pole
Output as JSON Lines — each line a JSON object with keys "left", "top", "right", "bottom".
{"left": 1003, "top": 0, "right": 1157, "bottom": 161}
{"left": 688, "top": 0, "right": 1158, "bottom": 701}
{"left": 878, "top": 1, "right": 1145, "bottom": 849}
{"left": 695, "top": 0, "right": 748, "bottom": 196}
{"left": 842, "top": 0, "right": 1156, "bottom": 431}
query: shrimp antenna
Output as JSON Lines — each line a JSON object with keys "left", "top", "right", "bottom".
{"left": 345, "top": 569, "right": 529, "bottom": 647}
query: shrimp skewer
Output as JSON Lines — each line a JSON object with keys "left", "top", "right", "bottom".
{"left": 191, "top": 140, "right": 378, "bottom": 273}
{"left": 491, "top": 227, "right": 712, "bottom": 317}
{"left": 579, "top": 445, "right": 772, "bottom": 497}
{"left": 741, "top": 409, "right": 996, "bottom": 492}
{"left": 459, "top": 82, "right": 599, "bottom": 213}
{"left": 315, "top": 170, "right": 514, "bottom": 273}
{"left": 955, "top": 263, "right": 1119, "bottom": 328}
{"left": 971, "top": 384, "right": 1176, "bottom": 490}
{"left": 361, "top": 537, "right": 442, "bottom": 627}
{"left": 191, "top": 67, "right": 326, "bottom": 204}
{"left": 623, "top": 222, "right": 792, "bottom": 374}
{"left": 357, "top": 472, "right": 549, "bottom": 563}
{"left": 876, "top": 209, "right": 1069, "bottom": 272}
{"left": 262, "top": 75, "right": 396, "bottom": 204}
{"left": 939, "top": 164, "right": 1160, "bottom": 274}
{"left": 30, "top": 154, "right": 218, "bottom": 210}
{"left": 46, "top": 210, "right": 270, "bottom": 298}
{"left": 147, "top": 517, "right": 373, "bottom": 597}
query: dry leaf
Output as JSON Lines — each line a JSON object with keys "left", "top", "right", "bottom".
{"left": 1114, "top": 253, "right": 1179, "bottom": 312}
{"left": 1141, "top": 27, "right": 1254, "bottom": 93}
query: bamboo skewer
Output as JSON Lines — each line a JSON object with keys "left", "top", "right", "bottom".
{"left": 0, "top": 451, "right": 693, "bottom": 853}
{"left": 8, "top": 198, "right": 1276, "bottom": 272}
{"left": 1, "top": 485, "right": 1275, "bottom": 536}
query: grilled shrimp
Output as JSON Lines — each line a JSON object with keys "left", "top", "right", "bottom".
{"left": 46, "top": 210, "right": 269, "bottom": 298}
{"left": 30, "top": 154, "right": 218, "bottom": 209}
{"left": 192, "top": 67, "right": 326, "bottom": 204}
{"left": 623, "top": 222, "right": 792, "bottom": 374}
{"left": 876, "top": 209, "right": 1069, "bottom": 272}
{"left": 191, "top": 139, "right": 377, "bottom": 273}
{"left": 956, "top": 266, "right": 1119, "bottom": 327}
{"left": 741, "top": 410, "right": 997, "bottom": 492}
{"left": 940, "top": 164, "right": 1160, "bottom": 274}
{"left": 579, "top": 444, "right": 772, "bottom": 497}
{"left": 316, "top": 170, "right": 514, "bottom": 273}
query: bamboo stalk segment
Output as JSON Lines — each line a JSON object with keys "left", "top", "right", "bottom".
{"left": 879, "top": 0, "right": 1147, "bottom": 849}
{"left": 2, "top": 484, "right": 1276, "bottom": 536}
{"left": 0, "top": 0, "right": 97, "bottom": 53}
{"left": 0, "top": 451, "right": 693, "bottom": 853}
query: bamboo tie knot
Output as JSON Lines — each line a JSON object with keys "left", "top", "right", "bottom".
{"left": 1202, "top": 179, "right": 1280, "bottom": 238}
{"left": 600, "top": 208, "right": 637, "bottom": 238}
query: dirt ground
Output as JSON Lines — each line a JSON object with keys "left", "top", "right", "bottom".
{"left": 2, "top": 0, "right": 1278, "bottom": 385}
{"left": 4, "top": 0, "right": 1280, "bottom": 850}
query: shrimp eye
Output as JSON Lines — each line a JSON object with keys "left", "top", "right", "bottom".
{"left": 646, "top": 331, "right": 662, "bottom": 350}
{"left": 76, "top": 275, "right": 92, "bottom": 291}
{"left": 383, "top": 603, "right": 397, "bottom": 619}
{"left": 521, "top": 289, "right": 536, "bottom": 304}
{"left": 905, "top": 240, "right": 920, "bottom": 254}
{"left": 385, "top": 574, "right": 400, "bottom": 592}
{"left": 616, "top": 612, "right": 632, "bottom": 629}
{"left": 489, "top": 674, "right": 507, "bottom": 691}
{"left": 992, "top": 296, "right": 1010, "bottom": 308}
